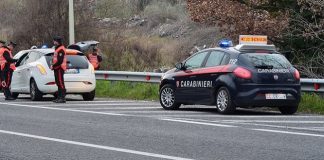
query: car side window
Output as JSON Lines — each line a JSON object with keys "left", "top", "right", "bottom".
{"left": 220, "top": 53, "right": 230, "bottom": 65}
{"left": 205, "top": 51, "right": 226, "bottom": 67}
{"left": 16, "top": 53, "right": 29, "bottom": 67}
{"left": 185, "top": 51, "right": 209, "bottom": 69}
{"left": 25, "top": 52, "right": 40, "bottom": 64}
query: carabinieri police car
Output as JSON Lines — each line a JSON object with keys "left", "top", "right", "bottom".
{"left": 159, "top": 35, "right": 301, "bottom": 114}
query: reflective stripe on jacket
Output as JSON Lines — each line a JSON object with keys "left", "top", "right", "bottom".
{"left": 53, "top": 45, "right": 67, "bottom": 71}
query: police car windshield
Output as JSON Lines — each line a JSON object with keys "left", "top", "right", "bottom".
{"left": 239, "top": 53, "right": 292, "bottom": 69}
{"left": 45, "top": 54, "right": 89, "bottom": 69}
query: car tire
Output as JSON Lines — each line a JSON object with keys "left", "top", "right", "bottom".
{"left": 30, "top": 79, "right": 43, "bottom": 101}
{"left": 278, "top": 106, "right": 298, "bottom": 115}
{"left": 12, "top": 92, "right": 19, "bottom": 99}
{"left": 216, "top": 87, "right": 236, "bottom": 114}
{"left": 159, "top": 84, "right": 180, "bottom": 110}
{"left": 82, "top": 90, "right": 95, "bottom": 101}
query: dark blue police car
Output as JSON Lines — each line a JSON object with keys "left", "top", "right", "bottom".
{"left": 159, "top": 38, "right": 301, "bottom": 114}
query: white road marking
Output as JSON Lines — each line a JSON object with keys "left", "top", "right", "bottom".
{"left": 0, "top": 102, "right": 126, "bottom": 116}
{"left": 0, "top": 129, "right": 193, "bottom": 160}
{"left": 253, "top": 129, "right": 324, "bottom": 138}
{"left": 160, "top": 117, "right": 324, "bottom": 132}
{"left": 42, "top": 103, "right": 158, "bottom": 107}
{"left": 225, "top": 122, "right": 324, "bottom": 132}
{"left": 74, "top": 107, "right": 159, "bottom": 110}
{"left": 10, "top": 101, "right": 146, "bottom": 104}
{"left": 161, "top": 118, "right": 237, "bottom": 128}
{"left": 164, "top": 114, "right": 324, "bottom": 118}
{"left": 221, "top": 120, "right": 324, "bottom": 124}
{"left": 111, "top": 111, "right": 203, "bottom": 113}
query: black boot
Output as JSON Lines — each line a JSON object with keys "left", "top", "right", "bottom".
{"left": 54, "top": 98, "right": 66, "bottom": 103}
{"left": 4, "top": 88, "right": 15, "bottom": 100}
{"left": 53, "top": 88, "right": 66, "bottom": 103}
{"left": 5, "top": 97, "right": 16, "bottom": 100}
{"left": 52, "top": 92, "right": 59, "bottom": 102}
{"left": 62, "top": 89, "right": 66, "bottom": 101}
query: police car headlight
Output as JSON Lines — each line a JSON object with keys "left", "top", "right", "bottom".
{"left": 37, "top": 64, "right": 47, "bottom": 75}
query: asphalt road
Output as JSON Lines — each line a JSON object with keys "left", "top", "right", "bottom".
{"left": 0, "top": 93, "right": 324, "bottom": 160}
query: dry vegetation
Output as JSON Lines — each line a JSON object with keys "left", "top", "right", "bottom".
{"left": 187, "top": 0, "right": 324, "bottom": 78}
{"left": 0, "top": 0, "right": 323, "bottom": 77}
{"left": 83, "top": 0, "right": 222, "bottom": 71}
{"left": 0, "top": 0, "right": 222, "bottom": 71}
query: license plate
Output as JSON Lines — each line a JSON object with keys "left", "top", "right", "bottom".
{"left": 265, "top": 93, "right": 287, "bottom": 100}
{"left": 65, "top": 69, "right": 79, "bottom": 74}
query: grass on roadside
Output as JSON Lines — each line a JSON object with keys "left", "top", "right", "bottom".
{"left": 95, "top": 80, "right": 159, "bottom": 101}
{"left": 298, "top": 93, "right": 324, "bottom": 114}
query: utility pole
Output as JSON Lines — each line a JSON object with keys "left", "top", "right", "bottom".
{"left": 69, "top": 0, "right": 75, "bottom": 44}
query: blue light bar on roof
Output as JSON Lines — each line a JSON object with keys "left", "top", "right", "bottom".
{"left": 218, "top": 39, "right": 233, "bottom": 48}
{"left": 41, "top": 45, "right": 48, "bottom": 49}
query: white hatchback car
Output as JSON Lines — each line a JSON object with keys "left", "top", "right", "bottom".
{"left": 11, "top": 48, "right": 96, "bottom": 101}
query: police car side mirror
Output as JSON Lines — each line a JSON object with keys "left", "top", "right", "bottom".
{"left": 175, "top": 62, "right": 185, "bottom": 70}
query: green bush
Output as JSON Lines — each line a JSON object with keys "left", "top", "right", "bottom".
{"left": 95, "top": 80, "right": 159, "bottom": 100}
{"left": 298, "top": 93, "right": 324, "bottom": 114}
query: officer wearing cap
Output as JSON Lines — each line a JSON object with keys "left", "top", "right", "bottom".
{"left": 0, "top": 41, "right": 18, "bottom": 100}
{"left": 51, "top": 36, "right": 67, "bottom": 103}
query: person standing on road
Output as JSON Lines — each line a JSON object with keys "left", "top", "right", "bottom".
{"left": 87, "top": 47, "right": 102, "bottom": 70}
{"left": 0, "top": 41, "right": 18, "bottom": 100}
{"left": 51, "top": 36, "right": 67, "bottom": 103}
{"left": 0, "top": 40, "right": 6, "bottom": 91}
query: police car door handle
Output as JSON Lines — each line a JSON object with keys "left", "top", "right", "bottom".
{"left": 190, "top": 75, "right": 196, "bottom": 78}
{"left": 210, "top": 74, "right": 218, "bottom": 76}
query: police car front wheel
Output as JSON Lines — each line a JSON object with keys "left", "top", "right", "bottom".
{"left": 216, "top": 87, "right": 236, "bottom": 114}
{"left": 160, "top": 84, "right": 180, "bottom": 110}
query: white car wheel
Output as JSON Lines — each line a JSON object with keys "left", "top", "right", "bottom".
{"left": 30, "top": 79, "right": 43, "bottom": 101}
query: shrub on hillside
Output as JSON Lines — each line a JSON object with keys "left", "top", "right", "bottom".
{"left": 143, "top": 1, "right": 186, "bottom": 30}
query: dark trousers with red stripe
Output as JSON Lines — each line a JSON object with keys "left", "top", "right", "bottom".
{"left": 54, "top": 68, "right": 66, "bottom": 99}
{"left": 1, "top": 69, "right": 13, "bottom": 98}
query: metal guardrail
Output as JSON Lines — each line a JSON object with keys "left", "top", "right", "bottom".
{"left": 95, "top": 71, "right": 163, "bottom": 83}
{"left": 95, "top": 71, "right": 324, "bottom": 93}
{"left": 300, "top": 79, "right": 324, "bottom": 93}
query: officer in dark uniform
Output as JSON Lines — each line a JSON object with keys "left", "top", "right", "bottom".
{"left": 52, "top": 36, "right": 67, "bottom": 103}
{"left": 0, "top": 41, "right": 18, "bottom": 100}
{"left": 0, "top": 40, "right": 6, "bottom": 91}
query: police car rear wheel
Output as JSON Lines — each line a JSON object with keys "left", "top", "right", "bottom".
{"left": 160, "top": 84, "right": 180, "bottom": 110}
{"left": 30, "top": 79, "right": 43, "bottom": 101}
{"left": 278, "top": 105, "right": 298, "bottom": 115}
{"left": 216, "top": 87, "right": 235, "bottom": 114}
